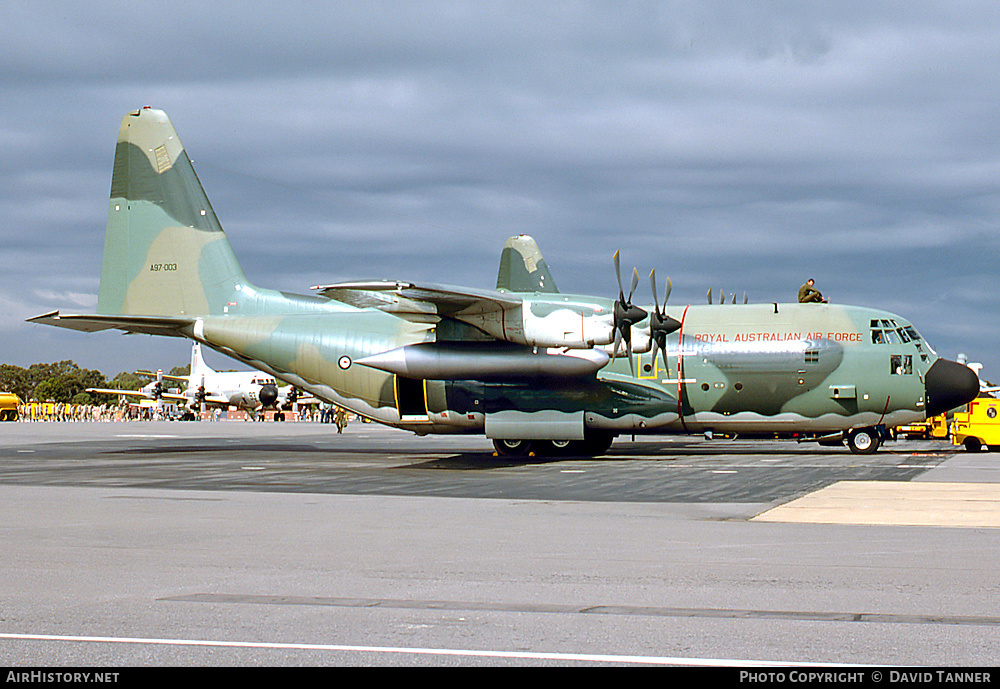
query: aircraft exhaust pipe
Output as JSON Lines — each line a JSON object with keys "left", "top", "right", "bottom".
{"left": 358, "top": 342, "right": 609, "bottom": 380}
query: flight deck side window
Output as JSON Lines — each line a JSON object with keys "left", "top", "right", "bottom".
{"left": 890, "top": 354, "right": 913, "bottom": 375}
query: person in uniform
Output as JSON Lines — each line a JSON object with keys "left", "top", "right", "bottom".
{"left": 798, "top": 278, "right": 827, "bottom": 303}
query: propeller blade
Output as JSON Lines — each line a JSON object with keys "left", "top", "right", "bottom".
{"left": 613, "top": 250, "right": 624, "bottom": 301}
{"left": 707, "top": 288, "right": 713, "bottom": 305}
{"left": 649, "top": 269, "right": 660, "bottom": 313}
{"left": 629, "top": 267, "right": 639, "bottom": 303}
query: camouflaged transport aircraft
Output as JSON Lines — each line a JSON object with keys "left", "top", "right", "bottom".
{"left": 29, "top": 107, "right": 980, "bottom": 456}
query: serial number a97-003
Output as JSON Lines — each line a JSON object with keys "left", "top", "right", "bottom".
{"left": 150, "top": 263, "right": 178, "bottom": 271}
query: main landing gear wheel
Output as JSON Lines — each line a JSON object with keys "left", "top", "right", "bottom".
{"left": 846, "top": 427, "right": 881, "bottom": 455}
{"left": 493, "top": 439, "right": 534, "bottom": 457}
{"left": 538, "top": 439, "right": 574, "bottom": 456}
{"left": 492, "top": 432, "right": 617, "bottom": 458}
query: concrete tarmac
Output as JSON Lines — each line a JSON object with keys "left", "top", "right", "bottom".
{"left": 1, "top": 420, "right": 999, "bottom": 667}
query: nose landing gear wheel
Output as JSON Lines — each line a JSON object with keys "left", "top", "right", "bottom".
{"left": 846, "top": 427, "right": 881, "bottom": 455}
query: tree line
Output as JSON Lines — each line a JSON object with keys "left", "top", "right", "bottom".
{"left": 0, "top": 360, "right": 188, "bottom": 406}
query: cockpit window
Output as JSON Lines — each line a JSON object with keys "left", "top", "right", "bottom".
{"left": 871, "top": 321, "right": 925, "bottom": 347}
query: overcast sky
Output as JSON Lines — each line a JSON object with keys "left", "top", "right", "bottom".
{"left": 2, "top": 1, "right": 998, "bottom": 380}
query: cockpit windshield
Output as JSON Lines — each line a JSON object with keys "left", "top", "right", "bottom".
{"left": 870, "top": 319, "right": 923, "bottom": 345}
{"left": 870, "top": 319, "right": 936, "bottom": 358}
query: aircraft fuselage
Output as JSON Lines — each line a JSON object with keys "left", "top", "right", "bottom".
{"left": 183, "top": 290, "right": 936, "bottom": 442}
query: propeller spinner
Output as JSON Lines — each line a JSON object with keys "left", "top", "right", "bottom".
{"left": 612, "top": 251, "right": 647, "bottom": 376}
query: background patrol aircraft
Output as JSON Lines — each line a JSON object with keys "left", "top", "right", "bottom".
{"left": 32, "top": 107, "right": 980, "bottom": 455}
{"left": 89, "top": 341, "right": 309, "bottom": 417}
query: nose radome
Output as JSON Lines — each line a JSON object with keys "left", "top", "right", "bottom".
{"left": 259, "top": 384, "right": 279, "bottom": 408}
{"left": 925, "top": 358, "right": 980, "bottom": 417}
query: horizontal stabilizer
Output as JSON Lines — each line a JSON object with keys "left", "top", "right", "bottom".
{"left": 27, "top": 311, "right": 192, "bottom": 336}
{"left": 135, "top": 370, "right": 188, "bottom": 382}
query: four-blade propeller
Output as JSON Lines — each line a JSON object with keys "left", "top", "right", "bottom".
{"left": 648, "top": 269, "right": 681, "bottom": 375}
{"left": 612, "top": 251, "right": 648, "bottom": 376}
{"left": 609, "top": 251, "right": 746, "bottom": 375}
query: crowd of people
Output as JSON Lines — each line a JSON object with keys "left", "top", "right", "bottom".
{"left": 12, "top": 400, "right": 354, "bottom": 427}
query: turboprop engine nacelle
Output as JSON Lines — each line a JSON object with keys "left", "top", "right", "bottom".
{"left": 460, "top": 303, "right": 617, "bottom": 349}
{"left": 597, "top": 324, "right": 652, "bottom": 358}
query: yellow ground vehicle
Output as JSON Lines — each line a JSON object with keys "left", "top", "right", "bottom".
{"left": 0, "top": 392, "right": 21, "bottom": 421}
{"left": 895, "top": 413, "right": 949, "bottom": 440}
{"left": 951, "top": 397, "right": 1000, "bottom": 452}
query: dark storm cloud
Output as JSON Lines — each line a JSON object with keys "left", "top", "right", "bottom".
{"left": 2, "top": 1, "right": 998, "bottom": 378}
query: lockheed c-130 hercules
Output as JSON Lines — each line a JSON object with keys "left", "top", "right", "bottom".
{"left": 29, "top": 107, "right": 980, "bottom": 456}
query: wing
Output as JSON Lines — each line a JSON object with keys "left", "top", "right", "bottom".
{"left": 311, "top": 281, "right": 521, "bottom": 318}
{"left": 85, "top": 388, "right": 153, "bottom": 399}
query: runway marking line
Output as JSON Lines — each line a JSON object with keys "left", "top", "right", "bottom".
{"left": 0, "top": 632, "right": 851, "bottom": 667}
{"left": 753, "top": 481, "right": 1000, "bottom": 528}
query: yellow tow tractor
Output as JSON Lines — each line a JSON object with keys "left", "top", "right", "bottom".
{"left": 951, "top": 397, "right": 1000, "bottom": 452}
{"left": 0, "top": 392, "right": 21, "bottom": 421}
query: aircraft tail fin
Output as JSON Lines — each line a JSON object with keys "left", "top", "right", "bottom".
{"left": 495, "top": 235, "right": 559, "bottom": 293}
{"left": 190, "top": 342, "right": 216, "bottom": 378}
{"left": 96, "top": 107, "right": 248, "bottom": 318}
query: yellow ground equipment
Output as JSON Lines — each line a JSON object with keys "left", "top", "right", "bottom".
{"left": 951, "top": 397, "right": 1000, "bottom": 452}
{"left": 896, "top": 413, "right": 949, "bottom": 440}
{"left": 0, "top": 392, "right": 21, "bottom": 421}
